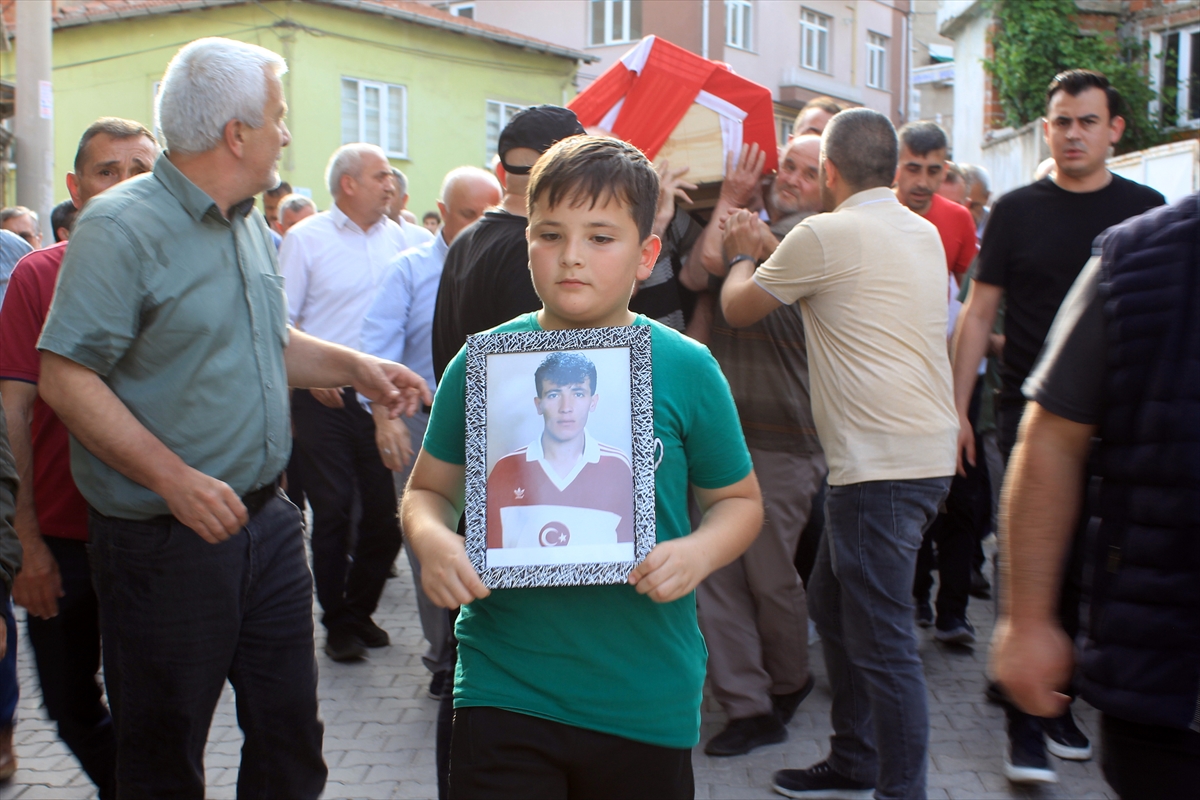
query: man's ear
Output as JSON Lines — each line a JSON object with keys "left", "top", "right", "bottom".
{"left": 437, "top": 200, "right": 449, "bottom": 220}
{"left": 1109, "top": 115, "right": 1126, "bottom": 145}
{"left": 823, "top": 158, "right": 839, "bottom": 188}
{"left": 637, "top": 234, "right": 662, "bottom": 282}
{"left": 66, "top": 172, "right": 82, "bottom": 209}
{"left": 223, "top": 118, "right": 244, "bottom": 157}
{"left": 589, "top": 392, "right": 599, "bottom": 412}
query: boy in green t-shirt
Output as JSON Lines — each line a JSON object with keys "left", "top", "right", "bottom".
{"left": 402, "top": 135, "right": 762, "bottom": 799}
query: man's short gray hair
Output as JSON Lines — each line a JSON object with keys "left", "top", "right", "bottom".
{"left": 325, "top": 143, "right": 388, "bottom": 197}
{"left": 822, "top": 109, "right": 898, "bottom": 191}
{"left": 277, "top": 193, "right": 316, "bottom": 223}
{"left": 155, "top": 37, "right": 287, "bottom": 155}
{"left": 961, "top": 163, "right": 991, "bottom": 196}
{"left": 391, "top": 168, "right": 408, "bottom": 199}
{"left": 439, "top": 166, "right": 501, "bottom": 202}
{"left": 0, "top": 206, "right": 38, "bottom": 225}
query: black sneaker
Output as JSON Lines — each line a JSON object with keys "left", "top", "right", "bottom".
{"left": 772, "top": 675, "right": 816, "bottom": 725}
{"left": 969, "top": 566, "right": 992, "bottom": 599}
{"left": 771, "top": 760, "right": 874, "bottom": 799}
{"left": 915, "top": 600, "right": 934, "bottom": 628}
{"left": 350, "top": 618, "right": 391, "bottom": 648}
{"left": 427, "top": 669, "right": 452, "bottom": 700}
{"left": 324, "top": 627, "right": 367, "bottom": 663}
{"left": 933, "top": 617, "right": 976, "bottom": 645}
{"left": 1004, "top": 713, "right": 1057, "bottom": 784}
{"left": 1042, "top": 709, "right": 1092, "bottom": 761}
{"left": 704, "top": 714, "right": 787, "bottom": 757}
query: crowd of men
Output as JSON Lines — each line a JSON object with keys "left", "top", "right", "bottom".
{"left": 0, "top": 32, "right": 1190, "bottom": 800}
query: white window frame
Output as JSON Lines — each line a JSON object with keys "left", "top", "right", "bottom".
{"left": 800, "top": 8, "right": 830, "bottom": 73}
{"left": 486, "top": 100, "right": 530, "bottom": 164}
{"left": 448, "top": 2, "right": 474, "bottom": 18}
{"left": 590, "top": 0, "right": 640, "bottom": 47}
{"left": 1155, "top": 25, "right": 1200, "bottom": 128}
{"left": 341, "top": 77, "right": 408, "bottom": 159}
{"left": 725, "top": 0, "right": 753, "bottom": 51}
{"left": 867, "top": 32, "right": 888, "bottom": 90}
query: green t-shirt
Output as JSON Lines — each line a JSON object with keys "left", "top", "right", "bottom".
{"left": 423, "top": 313, "right": 752, "bottom": 749}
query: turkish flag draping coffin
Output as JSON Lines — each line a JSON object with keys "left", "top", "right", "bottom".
{"left": 569, "top": 35, "right": 778, "bottom": 186}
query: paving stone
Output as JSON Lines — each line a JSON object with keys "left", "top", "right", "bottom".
{"left": 0, "top": 540, "right": 1117, "bottom": 800}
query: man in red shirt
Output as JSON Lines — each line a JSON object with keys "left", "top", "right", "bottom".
{"left": 892, "top": 120, "right": 987, "bottom": 645}
{"left": 0, "top": 117, "right": 158, "bottom": 799}
{"left": 894, "top": 121, "right": 977, "bottom": 276}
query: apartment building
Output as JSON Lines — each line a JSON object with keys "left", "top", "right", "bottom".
{"left": 427, "top": 0, "right": 914, "bottom": 139}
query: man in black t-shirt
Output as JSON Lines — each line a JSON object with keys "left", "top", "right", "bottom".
{"left": 430, "top": 106, "right": 585, "bottom": 380}
{"left": 952, "top": 69, "right": 1164, "bottom": 787}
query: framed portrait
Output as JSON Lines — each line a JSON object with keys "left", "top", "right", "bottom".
{"left": 463, "top": 325, "right": 656, "bottom": 589}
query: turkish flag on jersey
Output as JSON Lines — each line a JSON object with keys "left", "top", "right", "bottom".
{"left": 568, "top": 36, "right": 779, "bottom": 176}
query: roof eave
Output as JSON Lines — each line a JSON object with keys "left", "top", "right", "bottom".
{"left": 50, "top": 0, "right": 598, "bottom": 64}
{"left": 322, "top": 0, "right": 597, "bottom": 63}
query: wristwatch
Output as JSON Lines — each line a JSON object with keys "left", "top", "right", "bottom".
{"left": 726, "top": 253, "right": 757, "bottom": 272}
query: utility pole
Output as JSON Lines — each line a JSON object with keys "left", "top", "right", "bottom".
{"left": 15, "top": 0, "right": 53, "bottom": 243}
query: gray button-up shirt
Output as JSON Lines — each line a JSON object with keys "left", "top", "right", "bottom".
{"left": 39, "top": 154, "right": 291, "bottom": 520}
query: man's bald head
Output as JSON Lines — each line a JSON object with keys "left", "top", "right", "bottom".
{"left": 438, "top": 166, "right": 502, "bottom": 243}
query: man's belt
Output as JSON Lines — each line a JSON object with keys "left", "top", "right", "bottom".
{"left": 242, "top": 476, "right": 282, "bottom": 518}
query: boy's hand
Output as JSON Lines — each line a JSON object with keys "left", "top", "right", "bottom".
{"left": 627, "top": 537, "right": 712, "bottom": 603}
{"left": 419, "top": 528, "right": 491, "bottom": 609}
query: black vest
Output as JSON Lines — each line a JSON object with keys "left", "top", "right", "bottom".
{"left": 1078, "top": 193, "right": 1200, "bottom": 732}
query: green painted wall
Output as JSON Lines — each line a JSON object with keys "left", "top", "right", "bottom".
{"left": 1, "top": 0, "right": 577, "bottom": 214}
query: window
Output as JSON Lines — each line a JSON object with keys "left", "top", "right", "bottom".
{"left": 449, "top": 2, "right": 474, "bottom": 19}
{"left": 776, "top": 113, "right": 794, "bottom": 145}
{"left": 867, "top": 32, "right": 888, "bottom": 89}
{"left": 486, "top": 101, "right": 529, "bottom": 163}
{"left": 726, "top": 0, "right": 753, "bottom": 51}
{"left": 800, "top": 9, "right": 830, "bottom": 73}
{"left": 341, "top": 78, "right": 407, "bottom": 158}
{"left": 590, "top": 0, "right": 642, "bottom": 47}
{"left": 1160, "top": 27, "right": 1200, "bottom": 126}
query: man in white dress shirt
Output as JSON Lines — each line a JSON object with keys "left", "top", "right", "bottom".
{"left": 279, "top": 143, "right": 429, "bottom": 662}
{"left": 361, "top": 165, "right": 500, "bottom": 695}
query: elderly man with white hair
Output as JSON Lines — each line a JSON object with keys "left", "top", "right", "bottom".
{"left": 276, "top": 192, "right": 316, "bottom": 234}
{"left": 36, "top": 38, "right": 430, "bottom": 798}
{"left": 279, "top": 143, "right": 431, "bottom": 664}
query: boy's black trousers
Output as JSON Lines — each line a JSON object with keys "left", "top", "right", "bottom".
{"left": 448, "top": 706, "right": 694, "bottom": 799}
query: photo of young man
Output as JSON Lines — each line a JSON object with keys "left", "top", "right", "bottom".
{"left": 485, "top": 351, "right": 634, "bottom": 563}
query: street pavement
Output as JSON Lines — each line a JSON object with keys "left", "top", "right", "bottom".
{"left": 0, "top": 548, "right": 1116, "bottom": 799}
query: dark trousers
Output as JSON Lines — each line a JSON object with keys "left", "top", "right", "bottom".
{"left": 26, "top": 536, "right": 115, "bottom": 799}
{"left": 291, "top": 388, "right": 401, "bottom": 631}
{"left": 0, "top": 600, "right": 15, "bottom": 724}
{"left": 1100, "top": 714, "right": 1200, "bottom": 800}
{"left": 914, "top": 382, "right": 991, "bottom": 626}
{"left": 448, "top": 706, "right": 694, "bottom": 800}
{"left": 88, "top": 494, "right": 326, "bottom": 799}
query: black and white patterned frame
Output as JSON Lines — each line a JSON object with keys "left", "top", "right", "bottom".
{"left": 464, "top": 325, "right": 655, "bottom": 589}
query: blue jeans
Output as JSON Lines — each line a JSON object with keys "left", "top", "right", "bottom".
{"left": 809, "top": 478, "right": 950, "bottom": 800}
{"left": 89, "top": 493, "right": 326, "bottom": 799}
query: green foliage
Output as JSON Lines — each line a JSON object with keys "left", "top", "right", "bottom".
{"left": 983, "top": 0, "right": 1163, "bottom": 154}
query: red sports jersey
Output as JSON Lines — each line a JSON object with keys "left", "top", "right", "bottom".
{"left": 486, "top": 432, "right": 634, "bottom": 550}
{"left": 0, "top": 242, "right": 89, "bottom": 540}
{"left": 925, "top": 192, "right": 978, "bottom": 275}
